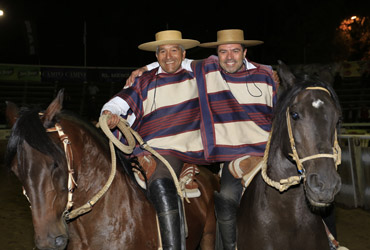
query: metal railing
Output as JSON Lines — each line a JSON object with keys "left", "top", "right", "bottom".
{"left": 336, "top": 134, "right": 370, "bottom": 210}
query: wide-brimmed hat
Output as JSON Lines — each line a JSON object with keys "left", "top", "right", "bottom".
{"left": 138, "top": 30, "right": 200, "bottom": 52}
{"left": 200, "top": 29, "right": 263, "bottom": 48}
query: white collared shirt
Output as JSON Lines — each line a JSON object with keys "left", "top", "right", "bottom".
{"left": 147, "top": 58, "right": 194, "bottom": 73}
{"left": 147, "top": 57, "right": 256, "bottom": 72}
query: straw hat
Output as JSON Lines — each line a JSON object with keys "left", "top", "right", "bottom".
{"left": 200, "top": 29, "right": 263, "bottom": 48}
{"left": 138, "top": 30, "right": 200, "bottom": 52}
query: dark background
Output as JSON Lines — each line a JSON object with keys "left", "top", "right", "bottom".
{"left": 0, "top": 0, "right": 369, "bottom": 68}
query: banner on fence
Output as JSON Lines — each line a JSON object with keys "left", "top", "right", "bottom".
{"left": 41, "top": 67, "right": 87, "bottom": 83}
{"left": 0, "top": 64, "right": 41, "bottom": 82}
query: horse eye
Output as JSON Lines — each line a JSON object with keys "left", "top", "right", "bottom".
{"left": 290, "top": 111, "right": 300, "bottom": 120}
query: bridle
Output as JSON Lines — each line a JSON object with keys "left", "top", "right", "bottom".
{"left": 45, "top": 121, "right": 117, "bottom": 221}
{"left": 36, "top": 114, "right": 184, "bottom": 224}
{"left": 46, "top": 123, "right": 76, "bottom": 213}
{"left": 261, "top": 86, "right": 342, "bottom": 192}
{"left": 21, "top": 114, "right": 179, "bottom": 249}
{"left": 22, "top": 120, "right": 81, "bottom": 220}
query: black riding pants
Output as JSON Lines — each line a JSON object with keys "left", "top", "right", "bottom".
{"left": 219, "top": 162, "right": 244, "bottom": 213}
{"left": 148, "top": 155, "right": 184, "bottom": 186}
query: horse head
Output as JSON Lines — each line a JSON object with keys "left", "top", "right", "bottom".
{"left": 6, "top": 89, "right": 69, "bottom": 250}
{"left": 275, "top": 61, "right": 342, "bottom": 208}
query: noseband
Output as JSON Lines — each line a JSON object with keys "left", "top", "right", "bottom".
{"left": 261, "top": 87, "right": 341, "bottom": 192}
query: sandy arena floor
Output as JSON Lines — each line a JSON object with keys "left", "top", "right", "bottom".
{"left": 1, "top": 165, "right": 369, "bottom": 250}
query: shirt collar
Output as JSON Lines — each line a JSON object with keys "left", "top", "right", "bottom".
{"left": 244, "top": 58, "right": 256, "bottom": 70}
{"left": 156, "top": 58, "right": 255, "bottom": 73}
{"left": 157, "top": 66, "right": 164, "bottom": 74}
{"left": 157, "top": 66, "right": 184, "bottom": 74}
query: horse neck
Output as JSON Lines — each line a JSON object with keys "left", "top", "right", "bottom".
{"left": 61, "top": 125, "right": 156, "bottom": 247}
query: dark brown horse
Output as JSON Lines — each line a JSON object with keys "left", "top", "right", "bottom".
{"left": 5, "top": 90, "right": 219, "bottom": 250}
{"left": 237, "top": 61, "right": 342, "bottom": 250}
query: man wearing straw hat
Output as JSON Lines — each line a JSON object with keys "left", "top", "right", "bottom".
{"left": 101, "top": 30, "right": 202, "bottom": 250}
{"left": 197, "top": 29, "right": 276, "bottom": 250}
{"left": 127, "top": 29, "right": 278, "bottom": 250}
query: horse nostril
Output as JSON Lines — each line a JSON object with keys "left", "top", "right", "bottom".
{"left": 55, "top": 235, "right": 68, "bottom": 248}
{"left": 307, "top": 174, "right": 324, "bottom": 192}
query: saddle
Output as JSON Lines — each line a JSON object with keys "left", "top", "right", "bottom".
{"left": 132, "top": 155, "right": 201, "bottom": 198}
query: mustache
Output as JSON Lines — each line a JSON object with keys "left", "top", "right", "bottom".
{"left": 224, "top": 59, "right": 237, "bottom": 63}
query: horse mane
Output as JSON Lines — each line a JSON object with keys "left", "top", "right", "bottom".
{"left": 269, "top": 76, "right": 342, "bottom": 161}
{"left": 5, "top": 107, "right": 65, "bottom": 168}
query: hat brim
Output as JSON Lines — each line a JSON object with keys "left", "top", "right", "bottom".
{"left": 138, "top": 39, "right": 200, "bottom": 51}
{"left": 200, "top": 40, "right": 264, "bottom": 48}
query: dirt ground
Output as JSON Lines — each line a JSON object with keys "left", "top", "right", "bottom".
{"left": 336, "top": 205, "right": 370, "bottom": 250}
{"left": 0, "top": 165, "right": 34, "bottom": 250}
{"left": 1, "top": 164, "right": 370, "bottom": 250}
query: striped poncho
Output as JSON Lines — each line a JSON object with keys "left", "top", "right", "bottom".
{"left": 193, "top": 56, "right": 277, "bottom": 162}
{"left": 110, "top": 56, "right": 277, "bottom": 164}
{"left": 113, "top": 68, "right": 208, "bottom": 164}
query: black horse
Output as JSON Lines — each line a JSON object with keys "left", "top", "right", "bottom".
{"left": 237, "top": 61, "right": 342, "bottom": 250}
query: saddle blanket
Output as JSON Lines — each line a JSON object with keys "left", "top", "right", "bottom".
{"left": 228, "top": 155, "right": 263, "bottom": 187}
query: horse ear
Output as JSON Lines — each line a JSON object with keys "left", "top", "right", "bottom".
{"left": 43, "top": 89, "right": 64, "bottom": 127}
{"left": 5, "top": 101, "right": 19, "bottom": 128}
{"left": 277, "top": 60, "right": 296, "bottom": 89}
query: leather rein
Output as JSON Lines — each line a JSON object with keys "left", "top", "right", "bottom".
{"left": 261, "top": 87, "right": 342, "bottom": 192}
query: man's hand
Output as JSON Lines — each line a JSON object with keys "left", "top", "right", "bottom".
{"left": 272, "top": 70, "right": 280, "bottom": 86}
{"left": 102, "top": 110, "right": 120, "bottom": 129}
{"left": 125, "top": 66, "right": 148, "bottom": 87}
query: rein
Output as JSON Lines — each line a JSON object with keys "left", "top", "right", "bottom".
{"left": 25, "top": 114, "right": 181, "bottom": 249}
{"left": 98, "top": 114, "right": 186, "bottom": 202}
{"left": 261, "top": 86, "right": 342, "bottom": 192}
{"left": 98, "top": 114, "right": 187, "bottom": 249}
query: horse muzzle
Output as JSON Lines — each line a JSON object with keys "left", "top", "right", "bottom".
{"left": 33, "top": 216, "right": 69, "bottom": 250}
{"left": 304, "top": 172, "right": 342, "bottom": 207}
{"left": 35, "top": 233, "right": 68, "bottom": 250}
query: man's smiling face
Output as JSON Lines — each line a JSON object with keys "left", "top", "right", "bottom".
{"left": 217, "top": 44, "right": 246, "bottom": 73}
{"left": 156, "top": 44, "right": 185, "bottom": 73}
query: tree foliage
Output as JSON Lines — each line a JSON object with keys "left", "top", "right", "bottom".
{"left": 334, "top": 16, "right": 370, "bottom": 61}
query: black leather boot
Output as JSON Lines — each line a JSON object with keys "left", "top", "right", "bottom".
{"left": 214, "top": 191, "right": 237, "bottom": 250}
{"left": 148, "top": 178, "right": 186, "bottom": 250}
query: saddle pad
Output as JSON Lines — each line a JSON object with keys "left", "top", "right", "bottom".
{"left": 228, "top": 155, "right": 263, "bottom": 188}
{"left": 242, "top": 161, "right": 263, "bottom": 188}
{"left": 179, "top": 163, "right": 201, "bottom": 198}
